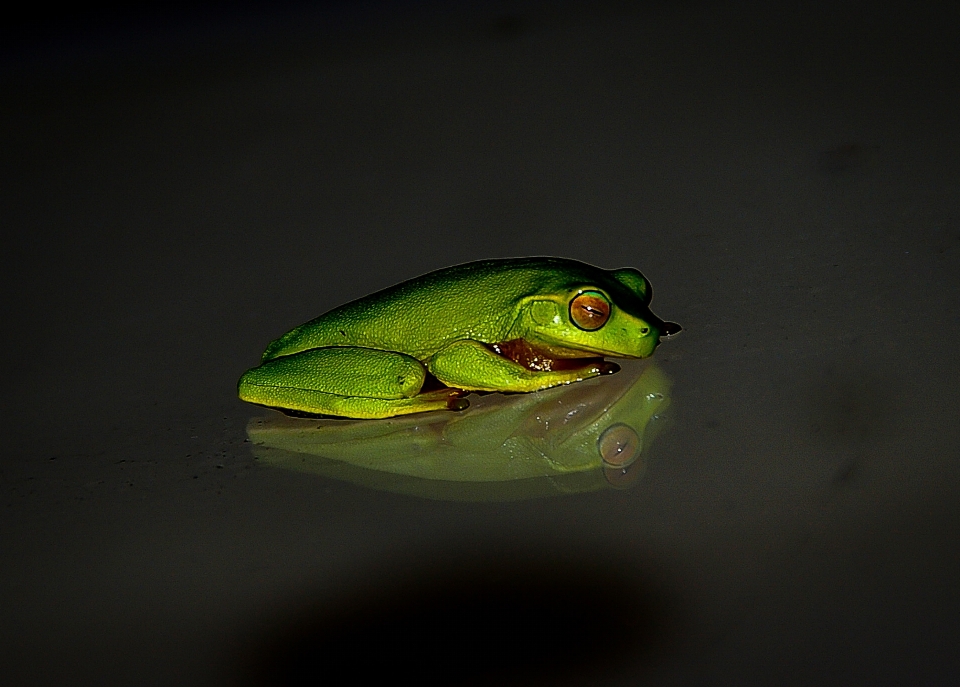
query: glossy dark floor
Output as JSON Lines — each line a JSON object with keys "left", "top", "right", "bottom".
{"left": 3, "top": 1, "right": 958, "bottom": 684}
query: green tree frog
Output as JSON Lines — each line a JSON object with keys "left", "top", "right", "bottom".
{"left": 238, "top": 257, "right": 680, "bottom": 419}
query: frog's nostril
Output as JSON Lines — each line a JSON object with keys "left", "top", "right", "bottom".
{"left": 639, "top": 327, "right": 649, "bottom": 335}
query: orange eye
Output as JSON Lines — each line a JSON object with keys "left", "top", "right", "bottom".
{"left": 569, "top": 291, "right": 610, "bottom": 331}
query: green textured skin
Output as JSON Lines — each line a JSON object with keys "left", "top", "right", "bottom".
{"left": 243, "top": 347, "right": 425, "bottom": 399}
{"left": 238, "top": 257, "right": 678, "bottom": 418}
{"left": 261, "top": 257, "right": 657, "bottom": 361}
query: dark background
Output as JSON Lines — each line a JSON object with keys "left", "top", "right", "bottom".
{"left": 3, "top": 1, "right": 959, "bottom": 684}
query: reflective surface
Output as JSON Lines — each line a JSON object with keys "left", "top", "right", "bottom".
{"left": 248, "top": 362, "right": 671, "bottom": 500}
{"left": 2, "top": 2, "right": 959, "bottom": 685}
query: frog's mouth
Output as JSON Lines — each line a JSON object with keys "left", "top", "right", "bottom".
{"left": 486, "top": 338, "right": 620, "bottom": 374}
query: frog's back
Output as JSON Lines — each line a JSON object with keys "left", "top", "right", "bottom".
{"left": 261, "top": 257, "right": 618, "bottom": 362}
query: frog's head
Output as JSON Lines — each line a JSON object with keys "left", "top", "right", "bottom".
{"left": 518, "top": 267, "right": 681, "bottom": 359}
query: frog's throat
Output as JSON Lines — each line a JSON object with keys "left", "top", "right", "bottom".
{"left": 486, "top": 338, "right": 614, "bottom": 373}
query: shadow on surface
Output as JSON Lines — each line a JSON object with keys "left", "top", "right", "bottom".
{"left": 243, "top": 545, "right": 676, "bottom": 686}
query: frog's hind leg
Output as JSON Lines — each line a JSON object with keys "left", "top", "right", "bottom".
{"left": 238, "top": 346, "right": 467, "bottom": 419}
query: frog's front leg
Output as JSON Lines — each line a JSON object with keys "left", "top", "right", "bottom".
{"left": 428, "top": 339, "right": 618, "bottom": 393}
{"left": 238, "top": 346, "right": 466, "bottom": 419}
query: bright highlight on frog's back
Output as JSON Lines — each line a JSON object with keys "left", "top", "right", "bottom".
{"left": 239, "top": 257, "right": 681, "bottom": 420}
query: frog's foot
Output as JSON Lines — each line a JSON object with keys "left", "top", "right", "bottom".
{"left": 418, "top": 387, "right": 470, "bottom": 412}
{"left": 275, "top": 388, "right": 468, "bottom": 419}
{"left": 245, "top": 387, "right": 468, "bottom": 419}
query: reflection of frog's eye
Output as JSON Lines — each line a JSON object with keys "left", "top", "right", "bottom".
{"left": 570, "top": 291, "right": 610, "bottom": 331}
{"left": 597, "top": 422, "right": 641, "bottom": 468}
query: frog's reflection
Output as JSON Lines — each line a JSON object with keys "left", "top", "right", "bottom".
{"left": 246, "top": 362, "right": 673, "bottom": 501}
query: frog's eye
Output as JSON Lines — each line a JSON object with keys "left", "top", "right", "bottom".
{"left": 569, "top": 291, "right": 610, "bottom": 331}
